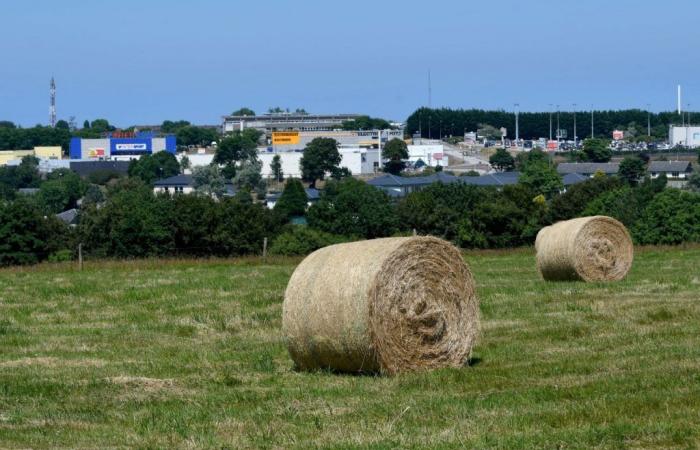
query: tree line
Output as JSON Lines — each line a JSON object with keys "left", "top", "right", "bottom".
{"left": 1, "top": 147, "right": 699, "bottom": 266}
{"left": 406, "top": 107, "right": 691, "bottom": 141}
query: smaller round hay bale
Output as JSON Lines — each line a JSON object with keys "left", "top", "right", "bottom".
{"left": 535, "top": 216, "right": 633, "bottom": 282}
{"left": 282, "top": 236, "right": 480, "bottom": 375}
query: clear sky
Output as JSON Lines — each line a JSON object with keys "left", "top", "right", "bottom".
{"left": 2, "top": 0, "right": 699, "bottom": 127}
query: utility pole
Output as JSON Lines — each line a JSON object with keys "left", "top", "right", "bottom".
{"left": 573, "top": 103, "right": 577, "bottom": 148}
{"left": 647, "top": 103, "right": 651, "bottom": 137}
{"left": 549, "top": 104, "right": 553, "bottom": 141}
{"left": 591, "top": 105, "right": 594, "bottom": 139}
{"left": 428, "top": 69, "right": 432, "bottom": 108}
{"left": 514, "top": 103, "right": 520, "bottom": 148}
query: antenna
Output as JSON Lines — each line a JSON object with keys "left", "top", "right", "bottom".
{"left": 50, "top": 77, "right": 57, "bottom": 128}
{"left": 428, "top": 69, "right": 432, "bottom": 108}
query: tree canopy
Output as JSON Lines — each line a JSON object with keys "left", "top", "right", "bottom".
{"left": 382, "top": 138, "right": 409, "bottom": 175}
{"left": 128, "top": 152, "right": 180, "bottom": 184}
{"left": 300, "top": 137, "right": 342, "bottom": 187}
{"left": 489, "top": 148, "right": 515, "bottom": 172}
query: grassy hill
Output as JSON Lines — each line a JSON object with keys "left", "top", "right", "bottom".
{"left": 1, "top": 247, "right": 699, "bottom": 448}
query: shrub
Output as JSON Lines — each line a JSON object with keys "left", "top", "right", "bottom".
{"left": 269, "top": 226, "right": 349, "bottom": 256}
{"left": 633, "top": 189, "right": 700, "bottom": 245}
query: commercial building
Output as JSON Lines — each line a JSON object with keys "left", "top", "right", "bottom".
{"left": 268, "top": 129, "right": 404, "bottom": 152}
{"left": 69, "top": 132, "right": 176, "bottom": 160}
{"left": 259, "top": 148, "right": 381, "bottom": 178}
{"left": 222, "top": 113, "right": 361, "bottom": 134}
{"left": 669, "top": 126, "right": 700, "bottom": 148}
{"left": 0, "top": 146, "right": 62, "bottom": 166}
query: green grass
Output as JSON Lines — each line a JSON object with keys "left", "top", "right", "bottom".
{"left": 1, "top": 247, "right": 700, "bottom": 449}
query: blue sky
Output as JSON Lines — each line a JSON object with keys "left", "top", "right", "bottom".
{"left": 1, "top": 0, "right": 699, "bottom": 127}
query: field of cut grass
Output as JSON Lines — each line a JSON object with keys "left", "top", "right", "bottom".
{"left": 1, "top": 247, "right": 700, "bottom": 448}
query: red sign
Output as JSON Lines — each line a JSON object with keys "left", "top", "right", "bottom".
{"left": 546, "top": 140, "right": 558, "bottom": 150}
{"left": 612, "top": 130, "right": 624, "bottom": 141}
{"left": 433, "top": 153, "right": 443, "bottom": 160}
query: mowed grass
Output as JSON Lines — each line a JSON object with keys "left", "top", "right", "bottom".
{"left": 1, "top": 247, "right": 700, "bottom": 449}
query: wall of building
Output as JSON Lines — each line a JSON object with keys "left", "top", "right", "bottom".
{"left": 69, "top": 136, "right": 176, "bottom": 160}
{"left": 669, "top": 126, "right": 700, "bottom": 147}
{"left": 0, "top": 150, "right": 35, "bottom": 165}
{"left": 258, "top": 148, "right": 380, "bottom": 178}
{"left": 407, "top": 144, "right": 447, "bottom": 167}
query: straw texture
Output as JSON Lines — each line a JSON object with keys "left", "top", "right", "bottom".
{"left": 535, "top": 216, "right": 634, "bottom": 282}
{"left": 282, "top": 236, "right": 480, "bottom": 375}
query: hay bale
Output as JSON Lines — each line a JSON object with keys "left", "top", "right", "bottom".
{"left": 282, "top": 236, "right": 480, "bottom": 375}
{"left": 535, "top": 216, "right": 633, "bottom": 282}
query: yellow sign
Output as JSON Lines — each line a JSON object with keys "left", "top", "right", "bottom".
{"left": 272, "top": 132, "right": 300, "bottom": 145}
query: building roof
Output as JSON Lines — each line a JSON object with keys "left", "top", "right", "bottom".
{"left": 17, "top": 188, "right": 40, "bottom": 195}
{"left": 648, "top": 161, "right": 692, "bottom": 172}
{"left": 153, "top": 174, "right": 194, "bottom": 187}
{"left": 557, "top": 162, "right": 619, "bottom": 175}
{"left": 69, "top": 160, "right": 131, "bottom": 177}
{"left": 562, "top": 173, "right": 589, "bottom": 186}
{"left": 56, "top": 209, "right": 79, "bottom": 225}
{"left": 266, "top": 188, "right": 320, "bottom": 202}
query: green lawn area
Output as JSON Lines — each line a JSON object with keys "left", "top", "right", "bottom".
{"left": 1, "top": 247, "right": 699, "bottom": 448}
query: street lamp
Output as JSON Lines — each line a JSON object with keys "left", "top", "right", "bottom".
{"left": 548, "top": 103, "right": 553, "bottom": 141}
{"left": 556, "top": 104, "right": 561, "bottom": 148}
{"left": 573, "top": 103, "right": 577, "bottom": 148}
{"left": 591, "top": 104, "right": 594, "bottom": 139}
{"left": 514, "top": 103, "right": 520, "bottom": 148}
{"left": 646, "top": 103, "right": 651, "bottom": 137}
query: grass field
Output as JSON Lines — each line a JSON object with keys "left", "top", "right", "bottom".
{"left": 1, "top": 246, "right": 700, "bottom": 449}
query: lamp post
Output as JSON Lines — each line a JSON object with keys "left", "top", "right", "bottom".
{"left": 514, "top": 103, "right": 520, "bottom": 148}
{"left": 548, "top": 103, "right": 553, "bottom": 141}
{"left": 591, "top": 105, "right": 594, "bottom": 139}
{"left": 646, "top": 103, "right": 651, "bottom": 137}
{"left": 573, "top": 103, "right": 577, "bottom": 148}
{"left": 556, "top": 104, "right": 561, "bottom": 149}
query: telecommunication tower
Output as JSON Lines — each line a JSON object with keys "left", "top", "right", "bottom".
{"left": 50, "top": 77, "right": 56, "bottom": 128}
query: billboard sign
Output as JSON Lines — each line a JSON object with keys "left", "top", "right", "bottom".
{"left": 272, "top": 132, "right": 300, "bottom": 145}
{"left": 115, "top": 143, "right": 148, "bottom": 151}
{"left": 546, "top": 140, "right": 558, "bottom": 150}
{"left": 612, "top": 130, "right": 624, "bottom": 141}
{"left": 88, "top": 148, "right": 105, "bottom": 158}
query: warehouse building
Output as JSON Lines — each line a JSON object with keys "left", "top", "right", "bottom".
{"left": 222, "top": 112, "right": 361, "bottom": 134}
{"left": 669, "top": 126, "right": 700, "bottom": 148}
{"left": 69, "top": 132, "right": 176, "bottom": 160}
{"left": 0, "top": 146, "right": 62, "bottom": 166}
{"left": 268, "top": 129, "right": 404, "bottom": 152}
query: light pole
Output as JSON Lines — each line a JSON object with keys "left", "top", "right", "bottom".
{"left": 646, "top": 103, "right": 651, "bottom": 137}
{"left": 573, "top": 103, "right": 577, "bottom": 148}
{"left": 548, "top": 103, "right": 553, "bottom": 141}
{"left": 591, "top": 105, "right": 594, "bottom": 139}
{"left": 514, "top": 103, "right": 520, "bottom": 148}
{"left": 556, "top": 104, "right": 561, "bottom": 148}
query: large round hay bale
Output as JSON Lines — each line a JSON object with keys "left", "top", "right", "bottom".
{"left": 535, "top": 216, "right": 633, "bottom": 282}
{"left": 282, "top": 236, "right": 480, "bottom": 375}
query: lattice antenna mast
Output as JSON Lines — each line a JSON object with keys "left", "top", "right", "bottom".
{"left": 50, "top": 77, "right": 57, "bottom": 127}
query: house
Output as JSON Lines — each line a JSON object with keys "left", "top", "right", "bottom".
{"left": 557, "top": 162, "right": 619, "bottom": 177}
{"left": 367, "top": 171, "right": 587, "bottom": 198}
{"left": 56, "top": 209, "right": 79, "bottom": 226}
{"left": 265, "top": 188, "right": 321, "bottom": 209}
{"left": 153, "top": 174, "right": 236, "bottom": 196}
{"left": 648, "top": 161, "right": 693, "bottom": 179}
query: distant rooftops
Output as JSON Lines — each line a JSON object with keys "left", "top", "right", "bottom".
{"left": 557, "top": 162, "right": 619, "bottom": 175}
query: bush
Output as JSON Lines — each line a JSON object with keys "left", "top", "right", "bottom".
{"left": 633, "top": 189, "right": 700, "bottom": 245}
{"left": 269, "top": 226, "right": 349, "bottom": 256}
{"left": 48, "top": 249, "right": 74, "bottom": 262}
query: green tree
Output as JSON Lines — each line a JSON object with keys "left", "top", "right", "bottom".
{"left": 192, "top": 165, "right": 225, "bottom": 198}
{"left": 180, "top": 155, "right": 191, "bottom": 173}
{"left": 55, "top": 120, "right": 70, "bottom": 130}
{"left": 519, "top": 162, "right": 563, "bottom": 198}
{"left": 382, "top": 138, "right": 409, "bottom": 175}
{"left": 161, "top": 120, "right": 191, "bottom": 133}
{"left": 90, "top": 119, "right": 114, "bottom": 133}
{"left": 489, "top": 148, "right": 515, "bottom": 172}
{"left": 214, "top": 130, "right": 259, "bottom": 167}
{"left": 0, "top": 196, "right": 71, "bottom": 266}
{"left": 270, "top": 154, "right": 284, "bottom": 182}
{"left": 618, "top": 156, "right": 647, "bottom": 185}
{"left": 274, "top": 179, "right": 308, "bottom": 219}
{"left": 233, "top": 158, "right": 266, "bottom": 197}
{"left": 83, "top": 184, "right": 105, "bottom": 205}
{"left": 82, "top": 120, "right": 90, "bottom": 129}
{"left": 307, "top": 178, "right": 397, "bottom": 238}
{"left": 633, "top": 189, "right": 700, "bottom": 245}
{"left": 300, "top": 137, "right": 342, "bottom": 188}
{"left": 477, "top": 123, "right": 502, "bottom": 140}
{"left": 547, "top": 176, "right": 622, "bottom": 223}
{"left": 687, "top": 173, "right": 700, "bottom": 192}
{"left": 515, "top": 148, "right": 548, "bottom": 171}
{"left": 270, "top": 226, "right": 347, "bottom": 256}
{"left": 128, "top": 152, "right": 181, "bottom": 184}
{"left": 176, "top": 126, "right": 218, "bottom": 148}
{"left": 582, "top": 138, "right": 612, "bottom": 162}
{"left": 341, "top": 115, "right": 391, "bottom": 130}
{"left": 231, "top": 107, "right": 256, "bottom": 116}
